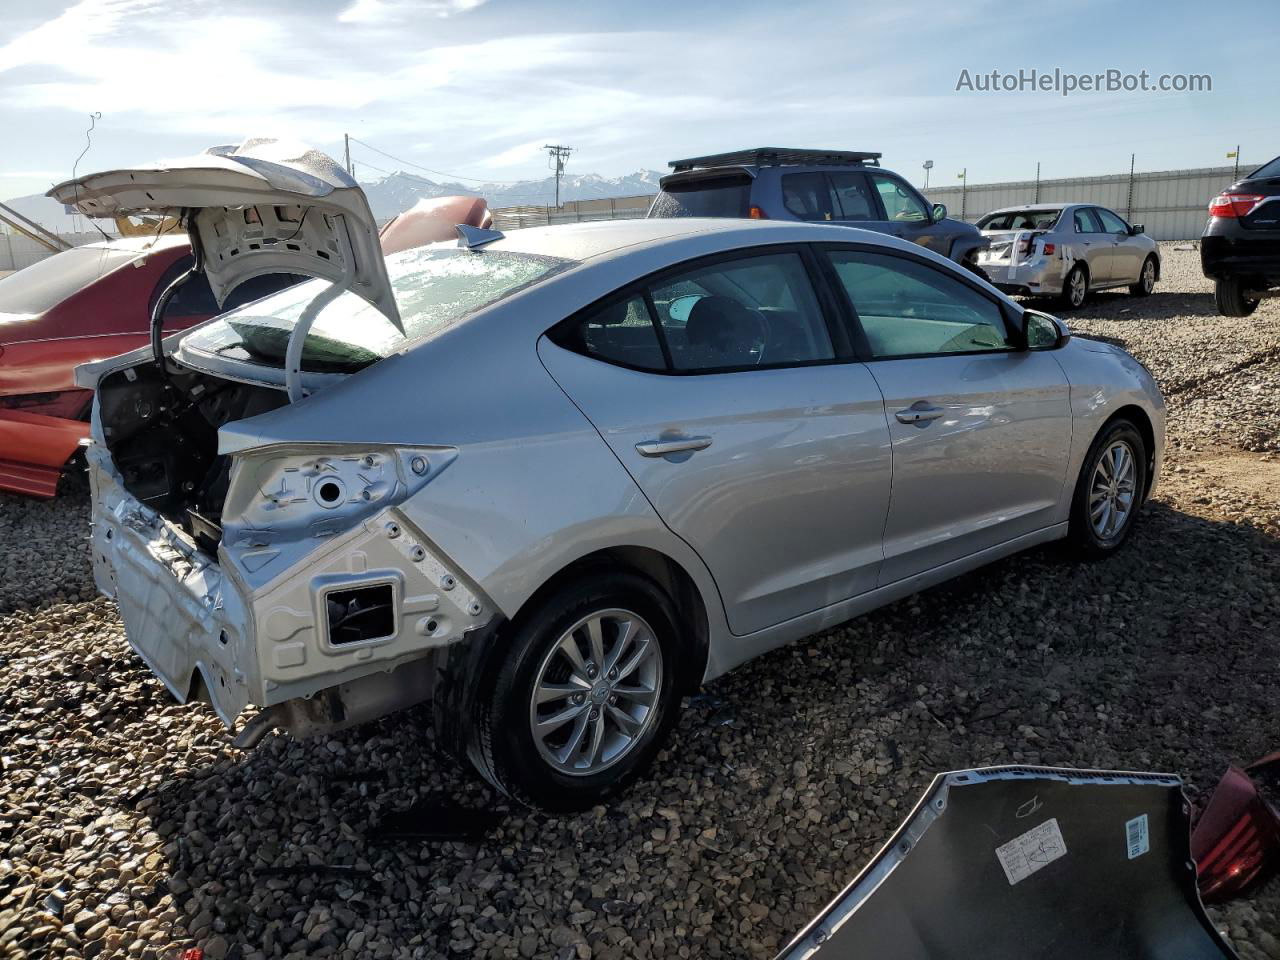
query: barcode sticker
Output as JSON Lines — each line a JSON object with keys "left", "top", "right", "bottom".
{"left": 994, "top": 818, "right": 1067, "bottom": 885}
{"left": 1125, "top": 814, "right": 1150, "bottom": 860}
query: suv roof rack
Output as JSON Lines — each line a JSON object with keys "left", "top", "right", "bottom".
{"left": 668, "top": 147, "right": 882, "bottom": 172}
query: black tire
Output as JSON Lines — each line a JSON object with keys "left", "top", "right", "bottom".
{"left": 1129, "top": 255, "right": 1157, "bottom": 297}
{"left": 1066, "top": 418, "right": 1148, "bottom": 559}
{"left": 1215, "top": 276, "right": 1260, "bottom": 317}
{"left": 470, "top": 571, "right": 684, "bottom": 811}
{"left": 1060, "top": 264, "right": 1089, "bottom": 309}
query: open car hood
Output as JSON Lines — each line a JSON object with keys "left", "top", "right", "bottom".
{"left": 778, "top": 766, "right": 1235, "bottom": 960}
{"left": 48, "top": 138, "right": 400, "bottom": 331}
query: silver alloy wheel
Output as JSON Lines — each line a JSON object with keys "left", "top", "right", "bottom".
{"left": 1141, "top": 258, "right": 1155, "bottom": 293}
{"left": 1069, "top": 269, "right": 1087, "bottom": 306}
{"left": 1089, "top": 440, "right": 1137, "bottom": 539}
{"left": 528, "top": 608, "right": 663, "bottom": 776}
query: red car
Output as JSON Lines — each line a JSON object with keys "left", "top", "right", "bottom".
{"left": 0, "top": 235, "right": 291, "bottom": 497}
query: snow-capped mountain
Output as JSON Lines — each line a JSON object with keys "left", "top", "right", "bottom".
{"left": 359, "top": 169, "right": 664, "bottom": 220}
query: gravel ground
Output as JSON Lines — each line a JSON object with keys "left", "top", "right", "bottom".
{"left": 1, "top": 242, "right": 1278, "bottom": 959}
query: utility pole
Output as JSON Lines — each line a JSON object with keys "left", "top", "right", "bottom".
{"left": 344, "top": 133, "right": 352, "bottom": 176}
{"left": 1034, "top": 162, "right": 1041, "bottom": 203}
{"left": 1229, "top": 145, "right": 1240, "bottom": 181}
{"left": 543, "top": 144, "right": 574, "bottom": 208}
{"left": 1126, "top": 153, "right": 1135, "bottom": 222}
{"left": 922, "top": 159, "right": 933, "bottom": 190}
{"left": 957, "top": 168, "right": 967, "bottom": 221}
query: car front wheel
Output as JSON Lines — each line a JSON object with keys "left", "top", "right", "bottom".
{"left": 470, "top": 571, "right": 683, "bottom": 811}
{"left": 1066, "top": 418, "right": 1148, "bottom": 558}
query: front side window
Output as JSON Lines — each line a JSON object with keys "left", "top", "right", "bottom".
{"left": 1094, "top": 208, "right": 1130, "bottom": 234}
{"left": 184, "top": 246, "right": 566, "bottom": 372}
{"left": 869, "top": 174, "right": 930, "bottom": 223}
{"left": 826, "top": 250, "right": 1013, "bottom": 358}
{"left": 781, "top": 173, "right": 837, "bottom": 221}
{"left": 828, "top": 173, "right": 877, "bottom": 220}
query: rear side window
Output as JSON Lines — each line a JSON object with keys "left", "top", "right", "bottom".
{"left": 570, "top": 295, "right": 666, "bottom": 371}
{"left": 828, "top": 173, "right": 877, "bottom": 220}
{"left": 781, "top": 173, "right": 837, "bottom": 221}
{"left": 649, "top": 175, "right": 751, "bottom": 218}
{"left": 553, "top": 251, "right": 835, "bottom": 373}
{"left": 1073, "top": 209, "right": 1102, "bottom": 233}
{"left": 826, "top": 250, "right": 1012, "bottom": 358}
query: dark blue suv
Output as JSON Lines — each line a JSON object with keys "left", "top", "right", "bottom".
{"left": 648, "top": 147, "right": 989, "bottom": 271}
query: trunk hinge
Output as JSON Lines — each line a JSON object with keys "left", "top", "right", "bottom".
{"left": 284, "top": 215, "right": 357, "bottom": 404}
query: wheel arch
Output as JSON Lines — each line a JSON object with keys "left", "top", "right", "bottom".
{"left": 1098, "top": 404, "right": 1157, "bottom": 500}
{"left": 510, "top": 546, "right": 711, "bottom": 694}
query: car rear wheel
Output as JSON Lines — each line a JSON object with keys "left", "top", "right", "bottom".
{"left": 1214, "top": 276, "right": 1260, "bottom": 317}
{"left": 1129, "top": 256, "right": 1157, "bottom": 296}
{"left": 1066, "top": 418, "right": 1147, "bottom": 558}
{"left": 1062, "top": 264, "right": 1089, "bottom": 309}
{"left": 470, "top": 571, "right": 683, "bottom": 811}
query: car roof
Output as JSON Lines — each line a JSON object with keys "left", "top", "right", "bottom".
{"left": 479, "top": 217, "right": 925, "bottom": 263}
{"left": 983, "top": 203, "right": 1073, "bottom": 214}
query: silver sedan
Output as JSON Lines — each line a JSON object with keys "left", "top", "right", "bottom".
{"left": 59, "top": 144, "right": 1165, "bottom": 810}
{"left": 976, "top": 203, "right": 1161, "bottom": 307}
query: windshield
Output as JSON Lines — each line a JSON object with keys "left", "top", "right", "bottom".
{"left": 183, "top": 245, "right": 567, "bottom": 373}
{"left": 650, "top": 175, "right": 751, "bottom": 218}
{"left": 1248, "top": 156, "right": 1280, "bottom": 180}
{"left": 0, "top": 244, "right": 138, "bottom": 316}
{"left": 978, "top": 210, "right": 1062, "bottom": 231}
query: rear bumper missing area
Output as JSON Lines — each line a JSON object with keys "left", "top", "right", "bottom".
{"left": 87, "top": 443, "right": 495, "bottom": 737}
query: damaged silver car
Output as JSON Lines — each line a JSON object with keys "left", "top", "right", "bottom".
{"left": 57, "top": 141, "right": 1166, "bottom": 810}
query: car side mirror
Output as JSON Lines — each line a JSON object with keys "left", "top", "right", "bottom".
{"left": 1129, "top": 223, "right": 1145, "bottom": 235}
{"left": 1019, "top": 309, "right": 1071, "bottom": 350}
{"left": 931, "top": 202, "right": 948, "bottom": 223}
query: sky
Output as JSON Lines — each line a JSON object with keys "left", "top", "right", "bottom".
{"left": 1, "top": 0, "right": 1278, "bottom": 202}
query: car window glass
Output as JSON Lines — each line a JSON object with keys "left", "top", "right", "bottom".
{"left": 1073, "top": 209, "right": 1101, "bottom": 233}
{"left": 1095, "top": 208, "right": 1129, "bottom": 234}
{"left": 0, "top": 244, "right": 137, "bottom": 316}
{"left": 827, "top": 250, "right": 1013, "bottom": 358}
{"left": 781, "top": 173, "right": 837, "bottom": 221}
{"left": 869, "top": 175, "right": 930, "bottom": 222}
{"left": 978, "top": 210, "right": 1062, "bottom": 231}
{"left": 828, "top": 173, "right": 877, "bottom": 220}
{"left": 649, "top": 252, "right": 834, "bottom": 370}
{"left": 564, "top": 295, "right": 666, "bottom": 371}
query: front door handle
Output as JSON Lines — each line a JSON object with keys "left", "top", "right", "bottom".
{"left": 636, "top": 436, "right": 713, "bottom": 457}
{"left": 895, "top": 405, "right": 946, "bottom": 425}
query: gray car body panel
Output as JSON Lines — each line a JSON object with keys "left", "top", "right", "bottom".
{"left": 776, "top": 766, "right": 1235, "bottom": 960}
{"left": 82, "top": 218, "right": 1165, "bottom": 723}
{"left": 977, "top": 202, "right": 1161, "bottom": 297}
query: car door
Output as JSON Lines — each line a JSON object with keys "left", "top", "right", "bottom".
{"left": 1071, "top": 207, "right": 1115, "bottom": 282}
{"left": 820, "top": 246, "right": 1073, "bottom": 585}
{"left": 1095, "top": 207, "right": 1142, "bottom": 283}
{"left": 538, "top": 247, "right": 893, "bottom": 636}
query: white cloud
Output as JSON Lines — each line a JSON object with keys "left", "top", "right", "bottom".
{"left": 337, "top": 0, "right": 486, "bottom": 23}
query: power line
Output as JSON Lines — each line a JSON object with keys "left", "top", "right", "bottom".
{"left": 346, "top": 136, "right": 535, "bottom": 184}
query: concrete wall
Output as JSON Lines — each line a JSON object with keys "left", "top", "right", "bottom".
{"left": 921, "top": 164, "right": 1256, "bottom": 241}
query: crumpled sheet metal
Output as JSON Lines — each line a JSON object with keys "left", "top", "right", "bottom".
{"left": 776, "top": 766, "right": 1235, "bottom": 960}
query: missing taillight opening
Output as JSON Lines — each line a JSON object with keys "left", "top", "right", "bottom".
{"left": 326, "top": 584, "right": 395, "bottom": 645}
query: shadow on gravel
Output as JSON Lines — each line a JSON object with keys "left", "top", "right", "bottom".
{"left": 1021, "top": 289, "right": 1218, "bottom": 321}
{"left": 128, "top": 499, "right": 1279, "bottom": 958}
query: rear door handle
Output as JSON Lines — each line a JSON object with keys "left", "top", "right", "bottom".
{"left": 636, "top": 436, "right": 713, "bottom": 457}
{"left": 895, "top": 405, "right": 946, "bottom": 425}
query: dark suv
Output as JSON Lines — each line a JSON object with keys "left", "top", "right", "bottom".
{"left": 1202, "top": 155, "right": 1280, "bottom": 316}
{"left": 647, "top": 147, "right": 989, "bottom": 271}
